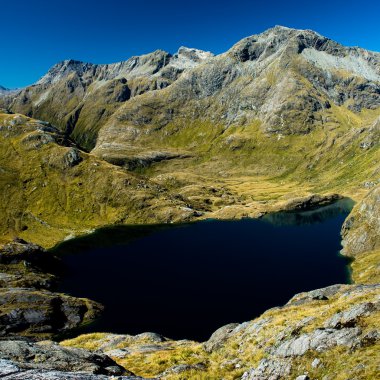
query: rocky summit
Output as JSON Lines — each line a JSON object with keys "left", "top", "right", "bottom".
{"left": 0, "top": 26, "right": 379, "bottom": 379}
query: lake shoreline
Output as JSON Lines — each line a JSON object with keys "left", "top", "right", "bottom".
{"left": 53, "top": 197, "right": 353, "bottom": 342}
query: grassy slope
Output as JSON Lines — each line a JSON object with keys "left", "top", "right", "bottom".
{"left": 0, "top": 113, "right": 194, "bottom": 248}
{"left": 0, "top": 104, "right": 379, "bottom": 247}
{"left": 93, "top": 104, "right": 379, "bottom": 221}
{"left": 2, "top": 100, "right": 378, "bottom": 247}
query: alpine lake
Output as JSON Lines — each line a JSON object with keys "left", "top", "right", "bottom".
{"left": 53, "top": 198, "right": 354, "bottom": 341}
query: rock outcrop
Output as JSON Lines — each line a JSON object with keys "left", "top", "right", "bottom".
{"left": 0, "top": 240, "right": 102, "bottom": 338}
{"left": 0, "top": 340, "right": 147, "bottom": 379}
{"left": 341, "top": 185, "right": 380, "bottom": 257}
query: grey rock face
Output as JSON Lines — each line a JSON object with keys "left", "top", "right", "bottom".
{"left": 203, "top": 323, "right": 239, "bottom": 352}
{"left": 160, "top": 363, "right": 206, "bottom": 376}
{"left": 237, "top": 283, "right": 380, "bottom": 380}
{"left": 0, "top": 359, "right": 144, "bottom": 379}
{"left": 0, "top": 287, "right": 102, "bottom": 336}
{"left": 0, "top": 240, "right": 102, "bottom": 338}
{"left": 273, "top": 327, "right": 362, "bottom": 357}
{"left": 241, "top": 358, "right": 292, "bottom": 380}
{"left": 288, "top": 284, "right": 344, "bottom": 306}
{"left": 63, "top": 147, "right": 82, "bottom": 168}
{"left": 0, "top": 240, "right": 57, "bottom": 290}
{"left": 325, "top": 302, "right": 378, "bottom": 328}
{"left": 0, "top": 239, "right": 46, "bottom": 265}
{"left": 341, "top": 185, "right": 380, "bottom": 257}
{"left": 0, "top": 359, "right": 20, "bottom": 375}
{"left": 0, "top": 340, "right": 127, "bottom": 375}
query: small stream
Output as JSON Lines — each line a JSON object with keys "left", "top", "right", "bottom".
{"left": 53, "top": 198, "right": 354, "bottom": 341}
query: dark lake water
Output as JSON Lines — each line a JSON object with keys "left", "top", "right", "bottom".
{"left": 53, "top": 198, "right": 354, "bottom": 342}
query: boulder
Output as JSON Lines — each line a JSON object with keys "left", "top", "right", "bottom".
{"left": 203, "top": 323, "right": 239, "bottom": 352}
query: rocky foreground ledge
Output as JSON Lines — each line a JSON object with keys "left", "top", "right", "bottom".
{"left": 0, "top": 187, "right": 379, "bottom": 379}
{"left": 0, "top": 239, "right": 102, "bottom": 339}
{"left": 0, "top": 340, "right": 138, "bottom": 379}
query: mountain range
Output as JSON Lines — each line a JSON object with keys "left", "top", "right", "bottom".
{"left": 0, "top": 25, "right": 379, "bottom": 246}
{"left": 0, "top": 26, "right": 379, "bottom": 380}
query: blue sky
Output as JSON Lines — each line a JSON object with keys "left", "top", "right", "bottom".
{"left": 2, "top": 0, "right": 380, "bottom": 88}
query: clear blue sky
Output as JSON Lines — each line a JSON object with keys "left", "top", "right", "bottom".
{"left": 2, "top": 0, "right": 380, "bottom": 88}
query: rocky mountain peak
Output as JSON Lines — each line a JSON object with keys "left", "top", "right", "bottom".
{"left": 4, "top": 26, "right": 380, "bottom": 149}
{"left": 37, "top": 59, "right": 95, "bottom": 85}
{"left": 227, "top": 25, "right": 336, "bottom": 63}
{"left": 165, "top": 46, "right": 214, "bottom": 72}
{"left": 266, "top": 25, "right": 323, "bottom": 38}
{"left": 0, "top": 85, "right": 13, "bottom": 93}
{"left": 0, "top": 85, "right": 21, "bottom": 97}
{"left": 225, "top": 26, "right": 380, "bottom": 83}
{"left": 176, "top": 46, "right": 214, "bottom": 61}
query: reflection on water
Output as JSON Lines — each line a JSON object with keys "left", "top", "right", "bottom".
{"left": 53, "top": 198, "right": 353, "bottom": 341}
{"left": 262, "top": 198, "right": 355, "bottom": 226}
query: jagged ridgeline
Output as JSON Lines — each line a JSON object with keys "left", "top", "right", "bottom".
{"left": 0, "top": 26, "right": 379, "bottom": 246}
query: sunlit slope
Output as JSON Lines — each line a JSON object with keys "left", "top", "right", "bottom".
{"left": 0, "top": 113, "right": 194, "bottom": 247}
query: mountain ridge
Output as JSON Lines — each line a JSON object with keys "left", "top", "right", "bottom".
{"left": 5, "top": 25, "right": 379, "bottom": 151}
{"left": 1, "top": 26, "right": 378, "bottom": 240}
{"left": 0, "top": 25, "right": 378, "bottom": 380}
